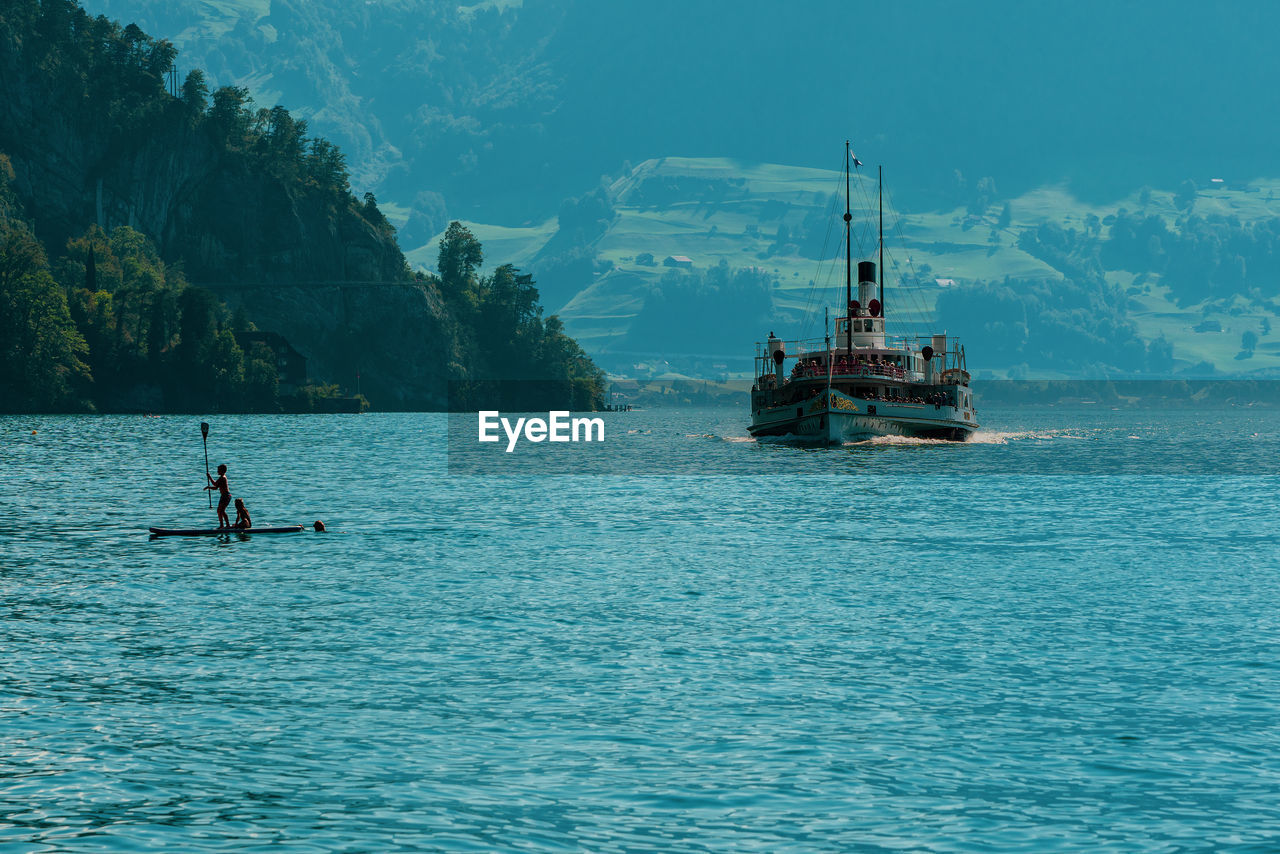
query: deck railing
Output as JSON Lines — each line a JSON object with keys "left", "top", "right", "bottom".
{"left": 787, "top": 363, "right": 907, "bottom": 381}
{"left": 755, "top": 334, "right": 934, "bottom": 358}
{"left": 755, "top": 333, "right": 967, "bottom": 381}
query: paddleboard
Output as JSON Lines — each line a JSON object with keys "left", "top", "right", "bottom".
{"left": 149, "top": 526, "right": 304, "bottom": 537}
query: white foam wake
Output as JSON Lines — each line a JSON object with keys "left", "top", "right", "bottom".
{"left": 718, "top": 427, "right": 1094, "bottom": 446}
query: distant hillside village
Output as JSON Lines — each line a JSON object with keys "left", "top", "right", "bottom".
{"left": 411, "top": 154, "right": 1280, "bottom": 382}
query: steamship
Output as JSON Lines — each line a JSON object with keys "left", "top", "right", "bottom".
{"left": 748, "top": 145, "right": 979, "bottom": 443}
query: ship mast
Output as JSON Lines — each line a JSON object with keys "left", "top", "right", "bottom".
{"left": 879, "top": 165, "right": 885, "bottom": 319}
{"left": 844, "top": 141, "right": 853, "bottom": 356}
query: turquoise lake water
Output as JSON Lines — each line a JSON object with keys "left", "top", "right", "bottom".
{"left": 3, "top": 408, "right": 1279, "bottom": 851}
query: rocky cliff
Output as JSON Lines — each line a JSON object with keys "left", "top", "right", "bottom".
{"left": 220, "top": 282, "right": 456, "bottom": 409}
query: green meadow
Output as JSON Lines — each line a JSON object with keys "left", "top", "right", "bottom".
{"left": 166, "top": 0, "right": 272, "bottom": 44}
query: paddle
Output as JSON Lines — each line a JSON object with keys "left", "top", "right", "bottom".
{"left": 201, "top": 421, "right": 211, "bottom": 508}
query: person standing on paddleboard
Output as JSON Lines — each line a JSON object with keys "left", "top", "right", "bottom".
{"left": 205, "top": 464, "right": 232, "bottom": 528}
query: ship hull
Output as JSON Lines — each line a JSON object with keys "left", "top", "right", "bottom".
{"left": 749, "top": 389, "right": 977, "bottom": 444}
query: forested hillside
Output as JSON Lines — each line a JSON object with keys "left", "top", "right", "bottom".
{"left": 0, "top": 0, "right": 603, "bottom": 412}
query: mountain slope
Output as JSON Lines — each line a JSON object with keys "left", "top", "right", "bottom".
{"left": 80, "top": 0, "right": 1280, "bottom": 227}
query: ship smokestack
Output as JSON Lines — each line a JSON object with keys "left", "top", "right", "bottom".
{"left": 769, "top": 335, "right": 786, "bottom": 385}
{"left": 857, "top": 261, "right": 876, "bottom": 308}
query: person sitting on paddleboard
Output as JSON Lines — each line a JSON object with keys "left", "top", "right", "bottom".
{"left": 232, "top": 498, "right": 251, "bottom": 530}
{"left": 205, "top": 464, "right": 232, "bottom": 528}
